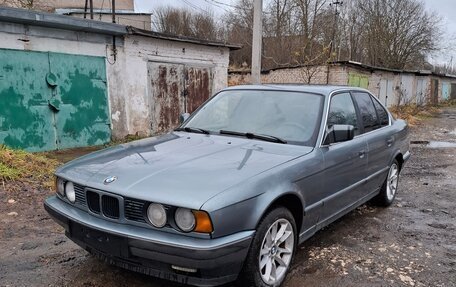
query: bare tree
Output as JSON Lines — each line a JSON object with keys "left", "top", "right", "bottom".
{"left": 0, "top": 0, "right": 51, "bottom": 11}
{"left": 353, "top": 0, "right": 441, "bottom": 69}
{"left": 153, "top": 6, "right": 220, "bottom": 41}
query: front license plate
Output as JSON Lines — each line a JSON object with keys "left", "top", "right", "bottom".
{"left": 70, "top": 222, "right": 127, "bottom": 257}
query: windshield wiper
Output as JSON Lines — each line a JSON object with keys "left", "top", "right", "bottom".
{"left": 220, "top": 130, "right": 287, "bottom": 144}
{"left": 175, "top": 127, "right": 210, "bottom": 134}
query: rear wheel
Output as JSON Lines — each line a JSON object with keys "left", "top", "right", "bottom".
{"left": 373, "top": 160, "right": 400, "bottom": 206}
{"left": 239, "top": 207, "right": 297, "bottom": 287}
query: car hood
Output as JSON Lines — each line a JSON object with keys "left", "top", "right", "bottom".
{"left": 57, "top": 132, "right": 313, "bottom": 209}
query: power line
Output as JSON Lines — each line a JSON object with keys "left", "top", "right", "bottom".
{"left": 179, "top": 0, "right": 209, "bottom": 13}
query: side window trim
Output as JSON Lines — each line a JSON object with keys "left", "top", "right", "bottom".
{"left": 351, "top": 91, "right": 392, "bottom": 137}
{"left": 349, "top": 90, "right": 365, "bottom": 134}
{"left": 351, "top": 91, "right": 381, "bottom": 133}
{"left": 323, "top": 91, "right": 360, "bottom": 146}
{"left": 370, "top": 93, "right": 391, "bottom": 126}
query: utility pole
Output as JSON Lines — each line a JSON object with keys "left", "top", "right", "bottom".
{"left": 112, "top": 0, "right": 116, "bottom": 23}
{"left": 83, "top": 0, "right": 88, "bottom": 19}
{"left": 89, "top": 0, "right": 94, "bottom": 20}
{"left": 251, "top": 0, "right": 263, "bottom": 84}
{"left": 329, "top": 1, "right": 343, "bottom": 61}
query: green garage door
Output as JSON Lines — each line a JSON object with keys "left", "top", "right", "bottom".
{"left": 0, "top": 49, "right": 111, "bottom": 152}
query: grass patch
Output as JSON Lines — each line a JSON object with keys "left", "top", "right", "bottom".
{"left": 390, "top": 104, "right": 441, "bottom": 126}
{"left": 0, "top": 145, "right": 60, "bottom": 191}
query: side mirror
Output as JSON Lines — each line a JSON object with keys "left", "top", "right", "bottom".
{"left": 324, "top": 124, "right": 355, "bottom": 145}
{"left": 179, "top": 113, "right": 190, "bottom": 123}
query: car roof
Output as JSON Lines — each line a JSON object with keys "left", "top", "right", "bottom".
{"left": 223, "top": 84, "right": 369, "bottom": 96}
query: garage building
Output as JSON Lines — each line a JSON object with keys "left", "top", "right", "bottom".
{"left": 0, "top": 7, "right": 239, "bottom": 151}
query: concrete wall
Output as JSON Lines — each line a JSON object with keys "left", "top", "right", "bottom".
{"left": 69, "top": 13, "right": 152, "bottom": 30}
{"left": 229, "top": 64, "right": 456, "bottom": 107}
{"left": 108, "top": 35, "right": 230, "bottom": 138}
{"left": 50, "top": 0, "right": 134, "bottom": 10}
{"left": 0, "top": 21, "right": 230, "bottom": 140}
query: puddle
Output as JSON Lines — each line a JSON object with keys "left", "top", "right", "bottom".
{"left": 427, "top": 141, "right": 456, "bottom": 148}
{"left": 410, "top": 140, "right": 456, "bottom": 148}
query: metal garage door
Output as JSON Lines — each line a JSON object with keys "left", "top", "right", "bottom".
{"left": 148, "top": 62, "right": 213, "bottom": 135}
{"left": 0, "top": 49, "right": 111, "bottom": 152}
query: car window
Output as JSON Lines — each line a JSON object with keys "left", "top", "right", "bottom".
{"left": 327, "top": 92, "right": 360, "bottom": 136}
{"left": 184, "top": 90, "right": 324, "bottom": 146}
{"left": 372, "top": 97, "right": 389, "bottom": 126}
{"left": 352, "top": 92, "right": 379, "bottom": 133}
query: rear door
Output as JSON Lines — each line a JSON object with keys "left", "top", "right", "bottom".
{"left": 352, "top": 92, "right": 393, "bottom": 194}
{"left": 320, "top": 92, "right": 368, "bottom": 225}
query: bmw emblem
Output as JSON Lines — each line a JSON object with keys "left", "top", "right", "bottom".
{"left": 103, "top": 176, "right": 117, "bottom": 185}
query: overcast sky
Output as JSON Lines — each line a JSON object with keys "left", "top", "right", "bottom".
{"left": 134, "top": 0, "right": 456, "bottom": 66}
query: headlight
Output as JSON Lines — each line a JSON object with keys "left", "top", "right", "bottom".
{"left": 56, "top": 178, "right": 65, "bottom": 196}
{"left": 147, "top": 203, "right": 167, "bottom": 228}
{"left": 175, "top": 208, "right": 196, "bottom": 232}
{"left": 65, "top": 181, "right": 76, "bottom": 203}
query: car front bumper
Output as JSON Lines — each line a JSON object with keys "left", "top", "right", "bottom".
{"left": 44, "top": 196, "right": 254, "bottom": 287}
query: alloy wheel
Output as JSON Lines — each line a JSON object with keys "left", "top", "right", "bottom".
{"left": 387, "top": 163, "right": 399, "bottom": 201}
{"left": 258, "top": 218, "right": 294, "bottom": 285}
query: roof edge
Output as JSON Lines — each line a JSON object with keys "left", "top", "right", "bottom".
{"left": 0, "top": 7, "right": 127, "bottom": 36}
{"left": 127, "top": 26, "right": 242, "bottom": 50}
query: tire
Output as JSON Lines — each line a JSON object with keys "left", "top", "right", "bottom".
{"left": 373, "top": 159, "right": 400, "bottom": 206}
{"left": 238, "top": 207, "right": 297, "bottom": 287}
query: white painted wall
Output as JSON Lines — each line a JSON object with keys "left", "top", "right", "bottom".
{"left": 108, "top": 35, "right": 230, "bottom": 138}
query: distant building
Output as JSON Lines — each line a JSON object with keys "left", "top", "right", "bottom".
{"left": 53, "top": 0, "right": 152, "bottom": 30}
{"left": 229, "top": 61, "right": 456, "bottom": 106}
{"left": 0, "top": 0, "right": 152, "bottom": 30}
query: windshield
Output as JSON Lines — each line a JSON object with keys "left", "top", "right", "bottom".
{"left": 182, "top": 90, "right": 324, "bottom": 146}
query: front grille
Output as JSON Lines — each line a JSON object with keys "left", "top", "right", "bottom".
{"left": 87, "top": 190, "right": 101, "bottom": 214}
{"left": 74, "top": 183, "right": 86, "bottom": 206}
{"left": 102, "top": 195, "right": 120, "bottom": 219}
{"left": 124, "top": 198, "right": 146, "bottom": 222}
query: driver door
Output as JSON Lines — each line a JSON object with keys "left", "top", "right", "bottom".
{"left": 318, "top": 92, "right": 368, "bottom": 227}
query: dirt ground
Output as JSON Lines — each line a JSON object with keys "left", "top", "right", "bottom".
{"left": 1, "top": 108, "right": 455, "bottom": 287}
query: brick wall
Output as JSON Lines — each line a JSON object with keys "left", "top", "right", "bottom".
{"left": 229, "top": 64, "right": 456, "bottom": 107}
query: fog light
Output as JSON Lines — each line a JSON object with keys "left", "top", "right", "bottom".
{"left": 175, "top": 208, "right": 196, "bottom": 232}
{"left": 171, "top": 265, "right": 197, "bottom": 273}
{"left": 147, "top": 203, "right": 167, "bottom": 228}
{"left": 65, "top": 181, "right": 76, "bottom": 203}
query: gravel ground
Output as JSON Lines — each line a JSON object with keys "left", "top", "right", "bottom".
{"left": 1, "top": 107, "right": 455, "bottom": 287}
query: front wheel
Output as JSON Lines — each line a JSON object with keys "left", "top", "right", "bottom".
{"left": 373, "top": 159, "right": 400, "bottom": 206}
{"left": 238, "top": 207, "right": 297, "bottom": 287}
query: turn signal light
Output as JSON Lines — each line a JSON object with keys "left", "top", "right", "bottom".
{"left": 192, "top": 210, "right": 213, "bottom": 233}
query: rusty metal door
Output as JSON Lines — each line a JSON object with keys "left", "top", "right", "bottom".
{"left": 148, "top": 62, "right": 185, "bottom": 134}
{"left": 431, "top": 79, "right": 439, "bottom": 105}
{"left": 451, "top": 84, "right": 456, "bottom": 100}
{"left": 148, "top": 62, "right": 212, "bottom": 134}
{"left": 185, "top": 66, "right": 212, "bottom": 113}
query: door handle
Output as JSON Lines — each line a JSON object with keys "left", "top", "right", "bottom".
{"left": 386, "top": 137, "right": 394, "bottom": 147}
{"left": 358, "top": 150, "right": 366, "bottom": 158}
